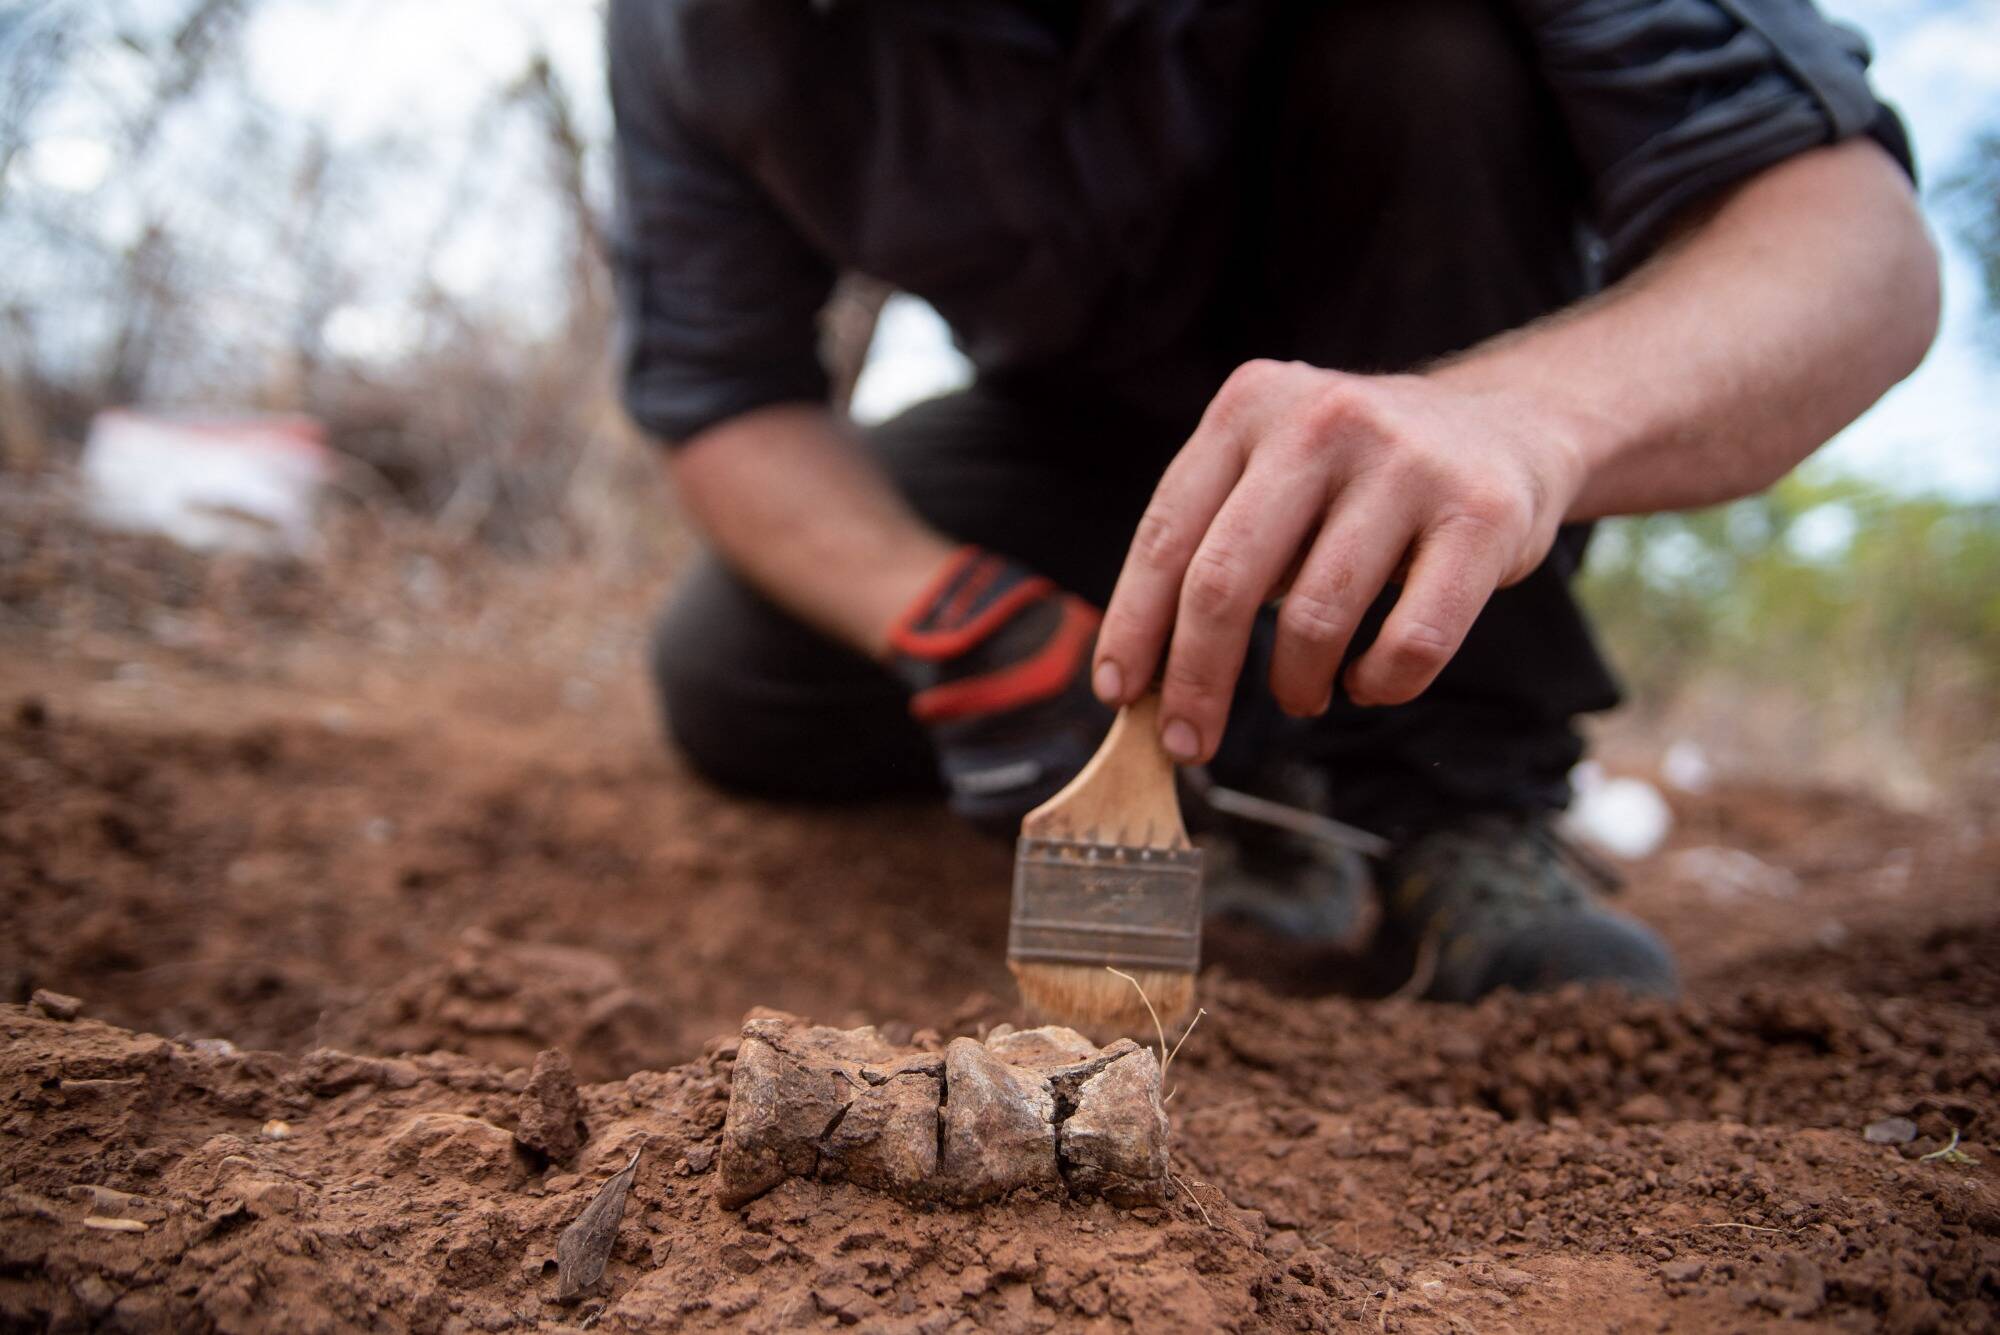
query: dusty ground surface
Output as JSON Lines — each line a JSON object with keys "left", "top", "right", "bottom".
{"left": 1, "top": 482, "right": 1996, "bottom": 1332}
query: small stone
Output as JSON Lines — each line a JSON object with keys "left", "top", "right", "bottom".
{"left": 1058, "top": 1046, "right": 1169, "bottom": 1204}
{"left": 31, "top": 990, "right": 82, "bottom": 1021}
{"left": 822, "top": 1067, "right": 940, "bottom": 1197}
{"left": 936, "top": 1037, "right": 1059, "bottom": 1203}
{"left": 683, "top": 1144, "right": 715, "bottom": 1174}
{"left": 1863, "top": 1116, "right": 1918, "bottom": 1145}
{"left": 82, "top": 1215, "right": 147, "bottom": 1233}
{"left": 812, "top": 1283, "right": 876, "bottom": 1325}
{"left": 1616, "top": 1093, "right": 1671, "bottom": 1125}
{"left": 716, "top": 1034, "right": 844, "bottom": 1208}
{"left": 71, "top": 1274, "right": 116, "bottom": 1316}
{"left": 1660, "top": 1260, "right": 1703, "bottom": 1284}
{"left": 1270, "top": 1108, "right": 1317, "bottom": 1139}
{"left": 985, "top": 1025, "right": 1099, "bottom": 1070}
{"left": 1264, "top": 1230, "right": 1305, "bottom": 1260}
{"left": 260, "top": 1120, "right": 293, "bottom": 1142}
{"left": 242, "top": 1179, "right": 300, "bottom": 1217}
{"left": 516, "top": 1049, "right": 585, "bottom": 1163}
{"left": 384, "top": 1113, "right": 525, "bottom": 1186}
{"left": 297, "top": 1049, "right": 421, "bottom": 1094}
{"left": 990, "top": 1239, "right": 1040, "bottom": 1279}
{"left": 67, "top": 1184, "right": 151, "bottom": 1218}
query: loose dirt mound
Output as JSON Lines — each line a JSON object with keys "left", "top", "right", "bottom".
{"left": 1, "top": 490, "right": 1996, "bottom": 1331}
{"left": 3, "top": 964, "right": 1995, "bottom": 1332}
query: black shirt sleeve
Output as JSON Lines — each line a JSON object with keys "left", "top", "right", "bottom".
{"left": 606, "top": 0, "right": 835, "bottom": 446}
{"left": 1506, "top": 0, "right": 1916, "bottom": 279}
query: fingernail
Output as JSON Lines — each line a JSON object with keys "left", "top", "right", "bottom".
{"left": 1161, "top": 717, "right": 1201, "bottom": 762}
{"left": 1092, "top": 660, "right": 1123, "bottom": 704}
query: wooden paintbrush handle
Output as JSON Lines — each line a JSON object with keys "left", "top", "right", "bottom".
{"left": 1020, "top": 695, "right": 1189, "bottom": 847}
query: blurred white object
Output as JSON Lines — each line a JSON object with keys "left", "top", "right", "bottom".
{"left": 1668, "top": 845, "right": 1799, "bottom": 904}
{"left": 81, "top": 410, "right": 332, "bottom": 555}
{"left": 1560, "top": 761, "right": 1673, "bottom": 861}
{"left": 1659, "top": 739, "right": 1713, "bottom": 793}
{"left": 848, "top": 294, "right": 975, "bottom": 426}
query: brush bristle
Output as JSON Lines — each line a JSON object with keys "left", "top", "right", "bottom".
{"left": 1009, "top": 961, "right": 1195, "bottom": 1039}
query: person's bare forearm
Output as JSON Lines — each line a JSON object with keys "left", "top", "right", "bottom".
{"left": 669, "top": 405, "right": 955, "bottom": 659}
{"left": 1436, "top": 138, "right": 1940, "bottom": 519}
{"left": 1094, "top": 137, "right": 1941, "bottom": 762}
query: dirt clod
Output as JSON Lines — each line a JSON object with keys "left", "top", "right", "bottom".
{"left": 29, "top": 989, "right": 82, "bottom": 1021}
{"left": 385, "top": 1112, "right": 525, "bottom": 1186}
{"left": 518, "top": 1048, "right": 586, "bottom": 1162}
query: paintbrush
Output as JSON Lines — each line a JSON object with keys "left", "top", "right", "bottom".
{"left": 1007, "top": 694, "right": 1203, "bottom": 1033}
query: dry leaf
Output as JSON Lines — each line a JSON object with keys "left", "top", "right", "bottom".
{"left": 556, "top": 1148, "right": 640, "bottom": 1303}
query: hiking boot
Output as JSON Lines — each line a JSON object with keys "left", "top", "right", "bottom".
{"left": 1202, "top": 825, "right": 1372, "bottom": 943}
{"left": 1184, "top": 765, "right": 1371, "bottom": 945}
{"left": 1376, "top": 812, "right": 1678, "bottom": 1003}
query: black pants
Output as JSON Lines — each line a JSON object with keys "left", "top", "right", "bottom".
{"left": 652, "top": 0, "right": 1622, "bottom": 837}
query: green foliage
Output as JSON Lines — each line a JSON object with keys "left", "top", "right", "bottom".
{"left": 1578, "top": 471, "right": 2000, "bottom": 723}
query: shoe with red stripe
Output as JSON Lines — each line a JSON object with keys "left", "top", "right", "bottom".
{"left": 888, "top": 546, "right": 1110, "bottom": 835}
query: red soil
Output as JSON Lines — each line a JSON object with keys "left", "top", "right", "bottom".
{"left": 1, "top": 493, "right": 1994, "bottom": 1331}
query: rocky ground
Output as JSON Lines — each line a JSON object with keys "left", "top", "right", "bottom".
{"left": 1, "top": 483, "right": 1995, "bottom": 1331}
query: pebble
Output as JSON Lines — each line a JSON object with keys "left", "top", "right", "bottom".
{"left": 261, "top": 1120, "right": 293, "bottom": 1141}
{"left": 1616, "top": 1094, "right": 1672, "bottom": 1125}
{"left": 1863, "top": 1116, "right": 1918, "bottom": 1145}
{"left": 516, "top": 1049, "right": 585, "bottom": 1162}
{"left": 71, "top": 1274, "right": 116, "bottom": 1316}
{"left": 82, "top": 1216, "right": 147, "bottom": 1233}
{"left": 385, "top": 1113, "right": 524, "bottom": 1186}
{"left": 31, "top": 989, "right": 83, "bottom": 1021}
{"left": 242, "top": 1179, "right": 301, "bottom": 1217}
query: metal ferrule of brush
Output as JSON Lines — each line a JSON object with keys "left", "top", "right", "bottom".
{"left": 1008, "top": 835, "right": 1204, "bottom": 972}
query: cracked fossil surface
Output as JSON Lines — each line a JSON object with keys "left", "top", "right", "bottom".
{"left": 716, "top": 1014, "right": 1169, "bottom": 1209}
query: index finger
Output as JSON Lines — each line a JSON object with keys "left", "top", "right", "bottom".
{"left": 1092, "top": 435, "right": 1245, "bottom": 708}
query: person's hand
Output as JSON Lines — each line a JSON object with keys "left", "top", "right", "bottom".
{"left": 889, "top": 547, "right": 1111, "bottom": 835}
{"left": 1090, "top": 359, "right": 1585, "bottom": 764}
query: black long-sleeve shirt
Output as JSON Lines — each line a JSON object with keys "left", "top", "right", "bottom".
{"left": 607, "top": 0, "right": 1911, "bottom": 446}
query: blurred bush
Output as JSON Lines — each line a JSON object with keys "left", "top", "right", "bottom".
{"left": 0, "top": 0, "right": 673, "bottom": 562}
{"left": 1581, "top": 473, "right": 2000, "bottom": 796}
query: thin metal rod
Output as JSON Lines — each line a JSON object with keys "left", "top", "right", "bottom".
{"left": 1191, "top": 777, "right": 1392, "bottom": 859}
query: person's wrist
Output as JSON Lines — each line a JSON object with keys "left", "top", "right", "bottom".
{"left": 862, "top": 532, "right": 963, "bottom": 662}
{"left": 1429, "top": 358, "right": 1598, "bottom": 526}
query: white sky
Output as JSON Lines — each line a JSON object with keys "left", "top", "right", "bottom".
{"left": 1812, "top": 0, "right": 2000, "bottom": 496}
